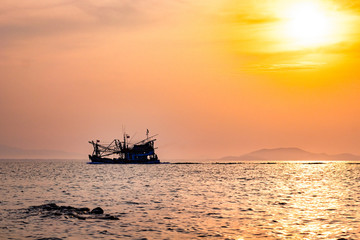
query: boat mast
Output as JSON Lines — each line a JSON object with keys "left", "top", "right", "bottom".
{"left": 123, "top": 133, "right": 127, "bottom": 150}
{"left": 95, "top": 140, "right": 99, "bottom": 156}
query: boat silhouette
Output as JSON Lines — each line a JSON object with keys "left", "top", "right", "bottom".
{"left": 88, "top": 130, "right": 160, "bottom": 164}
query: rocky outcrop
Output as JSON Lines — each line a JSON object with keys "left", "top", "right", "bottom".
{"left": 25, "top": 203, "right": 119, "bottom": 220}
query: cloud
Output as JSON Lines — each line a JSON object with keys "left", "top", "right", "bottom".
{"left": 317, "top": 41, "right": 360, "bottom": 56}
{"left": 238, "top": 41, "right": 357, "bottom": 71}
{"left": 72, "top": 1, "right": 151, "bottom": 26}
{"left": 334, "top": 1, "right": 360, "bottom": 13}
{"left": 228, "top": 13, "right": 280, "bottom": 25}
{"left": 248, "top": 62, "right": 326, "bottom": 71}
{"left": 0, "top": 0, "right": 184, "bottom": 46}
{"left": 0, "top": 3, "right": 87, "bottom": 44}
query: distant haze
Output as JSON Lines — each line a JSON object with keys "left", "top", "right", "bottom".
{"left": 0, "top": 144, "right": 83, "bottom": 159}
{"left": 2, "top": 144, "right": 359, "bottom": 162}
{"left": 221, "top": 148, "right": 360, "bottom": 161}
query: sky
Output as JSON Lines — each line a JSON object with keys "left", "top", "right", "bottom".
{"left": 1, "top": 0, "right": 360, "bottom": 160}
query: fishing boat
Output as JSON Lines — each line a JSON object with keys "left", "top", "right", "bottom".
{"left": 88, "top": 130, "right": 160, "bottom": 164}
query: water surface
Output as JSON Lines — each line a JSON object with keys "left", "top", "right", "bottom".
{"left": 1, "top": 160, "right": 360, "bottom": 239}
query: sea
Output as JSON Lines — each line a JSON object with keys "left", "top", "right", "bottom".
{"left": 1, "top": 159, "right": 360, "bottom": 240}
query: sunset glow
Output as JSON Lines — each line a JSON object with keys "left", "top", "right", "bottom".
{"left": 0, "top": 0, "right": 360, "bottom": 159}
{"left": 284, "top": 2, "right": 334, "bottom": 47}
{"left": 2, "top": 2, "right": 360, "bottom": 240}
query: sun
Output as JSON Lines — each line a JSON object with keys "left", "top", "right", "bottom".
{"left": 284, "top": 1, "right": 334, "bottom": 47}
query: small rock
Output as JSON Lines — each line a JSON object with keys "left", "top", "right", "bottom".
{"left": 77, "top": 207, "right": 90, "bottom": 213}
{"left": 101, "top": 215, "right": 119, "bottom": 220}
{"left": 60, "top": 206, "right": 75, "bottom": 211}
{"left": 75, "top": 215, "right": 86, "bottom": 220}
{"left": 42, "top": 203, "right": 59, "bottom": 211}
{"left": 67, "top": 213, "right": 86, "bottom": 220}
{"left": 36, "top": 238, "right": 63, "bottom": 240}
{"left": 91, "top": 207, "right": 104, "bottom": 214}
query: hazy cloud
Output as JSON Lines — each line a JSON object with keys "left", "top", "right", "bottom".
{"left": 228, "top": 13, "right": 280, "bottom": 25}
{"left": 72, "top": 1, "right": 153, "bottom": 26}
{"left": 249, "top": 62, "right": 326, "bottom": 71}
{"left": 0, "top": 0, "right": 184, "bottom": 46}
{"left": 317, "top": 41, "right": 360, "bottom": 56}
{"left": 334, "top": 1, "right": 360, "bottom": 13}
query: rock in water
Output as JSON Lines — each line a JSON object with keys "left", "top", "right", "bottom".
{"left": 24, "top": 204, "right": 118, "bottom": 220}
{"left": 91, "top": 207, "right": 104, "bottom": 214}
{"left": 40, "top": 203, "right": 60, "bottom": 211}
{"left": 101, "top": 214, "right": 119, "bottom": 220}
{"left": 77, "top": 207, "right": 90, "bottom": 213}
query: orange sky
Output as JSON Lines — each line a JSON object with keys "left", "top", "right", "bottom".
{"left": 1, "top": 0, "right": 360, "bottom": 159}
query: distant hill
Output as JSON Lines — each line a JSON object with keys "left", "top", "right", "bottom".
{"left": 0, "top": 144, "right": 83, "bottom": 159}
{"left": 220, "top": 147, "right": 360, "bottom": 161}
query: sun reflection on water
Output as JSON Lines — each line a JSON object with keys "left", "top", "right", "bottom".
{"left": 270, "top": 163, "right": 351, "bottom": 239}
{"left": 225, "top": 162, "right": 360, "bottom": 240}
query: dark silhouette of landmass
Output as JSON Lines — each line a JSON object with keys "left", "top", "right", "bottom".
{"left": 220, "top": 147, "right": 360, "bottom": 161}
{"left": 0, "top": 144, "right": 83, "bottom": 159}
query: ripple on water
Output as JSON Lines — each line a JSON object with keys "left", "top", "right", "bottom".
{"left": 1, "top": 161, "right": 360, "bottom": 239}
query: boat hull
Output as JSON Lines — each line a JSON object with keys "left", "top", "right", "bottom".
{"left": 88, "top": 155, "right": 160, "bottom": 164}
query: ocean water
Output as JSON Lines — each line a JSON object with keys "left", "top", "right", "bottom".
{"left": 1, "top": 160, "right": 360, "bottom": 240}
